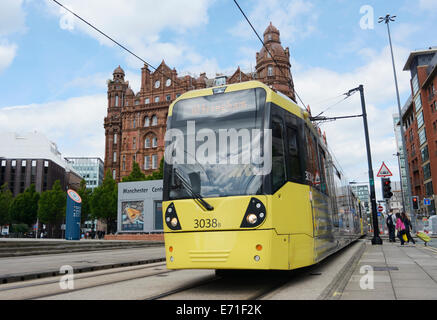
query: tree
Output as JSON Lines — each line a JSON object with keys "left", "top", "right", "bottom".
{"left": 122, "top": 161, "right": 146, "bottom": 182}
{"left": 9, "top": 184, "right": 40, "bottom": 226}
{"left": 38, "top": 180, "right": 66, "bottom": 238}
{"left": 90, "top": 170, "right": 118, "bottom": 234}
{"left": 77, "top": 179, "right": 92, "bottom": 224}
{"left": 0, "top": 183, "right": 13, "bottom": 226}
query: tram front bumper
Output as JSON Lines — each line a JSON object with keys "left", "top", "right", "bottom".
{"left": 164, "top": 229, "right": 289, "bottom": 270}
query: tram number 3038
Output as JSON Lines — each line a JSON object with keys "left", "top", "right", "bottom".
{"left": 193, "top": 218, "right": 221, "bottom": 229}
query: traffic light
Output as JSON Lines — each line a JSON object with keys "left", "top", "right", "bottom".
{"left": 382, "top": 178, "right": 393, "bottom": 199}
{"left": 412, "top": 196, "right": 419, "bottom": 210}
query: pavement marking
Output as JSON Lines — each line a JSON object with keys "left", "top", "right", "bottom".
{"left": 422, "top": 246, "right": 437, "bottom": 254}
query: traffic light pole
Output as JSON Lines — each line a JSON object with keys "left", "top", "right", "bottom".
{"left": 357, "top": 84, "right": 383, "bottom": 245}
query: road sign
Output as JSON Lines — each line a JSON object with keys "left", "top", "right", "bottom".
{"left": 377, "top": 162, "right": 393, "bottom": 177}
{"left": 424, "top": 198, "right": 431, "bottom": 206}
{"left": 377, "top": 205, "right": 384, "bottom": 212}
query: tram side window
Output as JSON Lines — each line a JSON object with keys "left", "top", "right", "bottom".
{"left": 304, "top": 127, "right": 319, "bottom": 189}
{"left": 272, "top": 118, "right": 287, "bottom": 192}
{"left": 318, "top": 148, "right": 328, "bottom": 195}
{"left": 286, "top": 126, "right": 302, "bottom": 181}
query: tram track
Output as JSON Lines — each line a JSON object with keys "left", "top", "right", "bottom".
{"left": 0, "top": 261, "right": 173, "bottom": 300}
{"left": 0, "top": 241, "right": 365, "bottom": 300}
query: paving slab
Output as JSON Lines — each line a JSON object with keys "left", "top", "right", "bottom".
{"left": 340, "top": 240, "right": 437, "bottom": 300}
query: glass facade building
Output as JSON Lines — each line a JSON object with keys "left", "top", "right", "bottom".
{"left": 64, "top": 157, "right": 104, "bottom": 191}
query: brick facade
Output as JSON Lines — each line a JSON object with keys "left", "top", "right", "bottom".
{"left": 104, "top": 23, "right": 296, "bottom": 181}
{"left": 402, "top": 48, "right": 437, "bottom": 215}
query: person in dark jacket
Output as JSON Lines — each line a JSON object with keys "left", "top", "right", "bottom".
{"left": 386, "top": 209, "right": 396, "bottom": 242}
{"left": 401, "top": 212, "right": 415, "bottom": 244}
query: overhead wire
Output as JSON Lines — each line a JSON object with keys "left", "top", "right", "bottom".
{"left": 50, "top": 0, "right": 183, "bottom": 87}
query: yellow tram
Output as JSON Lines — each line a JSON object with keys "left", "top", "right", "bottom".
{"left": 162, "top": 81, "right": 367, "bottom": 271}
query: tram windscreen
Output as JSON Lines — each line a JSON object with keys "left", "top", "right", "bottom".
{"left": 164, "top": 88, "right": 269, "bottom": 200}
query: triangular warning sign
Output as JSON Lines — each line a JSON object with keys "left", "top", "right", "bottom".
{"left": 377, "top": 162, "right": 393, "bottom": 177}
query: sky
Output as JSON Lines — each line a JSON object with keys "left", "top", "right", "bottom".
{"left": 0, "top": 0, "right": 436, "bottom": 199}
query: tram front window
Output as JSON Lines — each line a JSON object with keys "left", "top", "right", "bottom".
{"left": 164, "top": 88, "right": 268, "bottom": 200}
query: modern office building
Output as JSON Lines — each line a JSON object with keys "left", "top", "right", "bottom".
{"left": 104, "top": 22, "right": 297, "bottom": 181}
{"left": 0, "top": 132, "right": 82, "bottom": 196}
{"left": 64, "top": 157, "right": 104, "bottom": 191}
{"left": 350, "top": 184, "right": 370, "bottom": 214}
{"left": 402, "top": 47, "right": 437, "bottom": 216}
{"left": 393, "top": 113, "right": 411, "bottom": 214}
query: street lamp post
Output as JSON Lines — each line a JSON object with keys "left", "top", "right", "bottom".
{"left": 378, "top": 14, "right": 416, "bottom": 232}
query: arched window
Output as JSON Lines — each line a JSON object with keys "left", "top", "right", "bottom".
{"left": 144, "top": 117, "right": 150, "bottom": 127}
{"left": 268, "top": 66, "right": 273, "bottom": 76}
{"left": 152, "top": 115, "right": 157, "bottom": 126}
{"left": 152, "top": 137, "right": 157, "bottom": 148}
{"left": 115, "top": 95, "right": 119, "bottom": 107}
{"left": 145, "top": 138, "right": 150, "bottom": 148}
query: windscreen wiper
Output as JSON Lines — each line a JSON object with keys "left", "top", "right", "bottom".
{"left": 173, "top": 168, "right": 214, "bottom": 211}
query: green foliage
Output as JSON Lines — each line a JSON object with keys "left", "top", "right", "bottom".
{"left": 122, "top": 161, "right": 146, "bottom": 182}
{"left": 0, "top": 183, "right": 13, "bottom": 226}
{"left": 9, "top": 184, "right": 40, "bottom": 226}
{"left": 11, "top": 223, "right": 29, "bottom": 234}
{"left": 90, "top": 170, "right": 117, "bottom": 232}
{"left": 37, "top": 180, "right": 66, "bottom": 225}
{"left": 77, "top": 179, "right": 92, "bottom": 223}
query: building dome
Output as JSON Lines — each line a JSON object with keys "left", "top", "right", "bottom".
{"left": 263, "top": 22, "right": 280, "bottom": 37}
{"left": 125, "top": 87, "right": 134, "bottom": 96}
{"left": 113, "top": 65, "right": 125, "bottom": 75}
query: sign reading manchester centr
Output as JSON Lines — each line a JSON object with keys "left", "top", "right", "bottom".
{"left": 122, "top": 186, "right": 163, "bottom": 194}
{"left": 117, "top": 180, "right": 163, "bottom": 233}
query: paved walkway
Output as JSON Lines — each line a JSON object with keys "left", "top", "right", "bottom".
{"left": 340, "top": 241, "right": 437, "bottom": 300}
{"left": 0, "top": 246, "right": 165, "bottom": 283}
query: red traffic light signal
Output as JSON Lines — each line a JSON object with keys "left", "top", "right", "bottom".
{"left": 382, "top": 178, "right": 393, "bottom": 199}
{"left": 412, "top": 196, "right": 419, "bottom": 210}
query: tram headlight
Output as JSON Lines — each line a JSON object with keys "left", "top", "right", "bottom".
{"left": 246, "top": 214, "right": 258, "bottom": 225}
{"left": 171, "top": 217, "right": 178, "bottom": 227}
{"left": 165, "top": 203, "right": 182, "bottom": 230}
{"left": 240, "top": 198, "right": 266, "bottom": 228}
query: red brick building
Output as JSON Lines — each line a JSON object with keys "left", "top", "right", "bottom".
{"left": 104, "top": 23, "right": 296, "bottom": 181}
{"left": 402, "top": 47, "right": 437, "bottom": 215}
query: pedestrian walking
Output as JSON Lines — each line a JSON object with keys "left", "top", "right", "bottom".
{"left": 395, "top": 212, "right": 406, "bottom": 245}
{"left": 401, "top": 212, "right": 415, "bottom": 244}
{"left": 386, "top": 209, "right": 396, "bottom": 242}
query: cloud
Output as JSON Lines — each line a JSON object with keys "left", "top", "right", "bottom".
{"left": 44, "top": 0, "right": 213, "bottom": 68}
{"left": 0, "top": 0, "right": 26, "bottom": 36}
{"left": 0, "top": 0, "right": 26, "bottom": 73}
{"left": 229, "top": 0, "right": 319, "bottom": 44}
{"left": 294, "top": 45, "right": 412, "bottom": 196}
{"left": 0, "top": 94, "right": 107, "bottom": 158}
{"left": 0, "top": 42, "right": 17, "bottom": 73}
{"left": 419, "top": 0, "right": 437, "bottom": 11}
